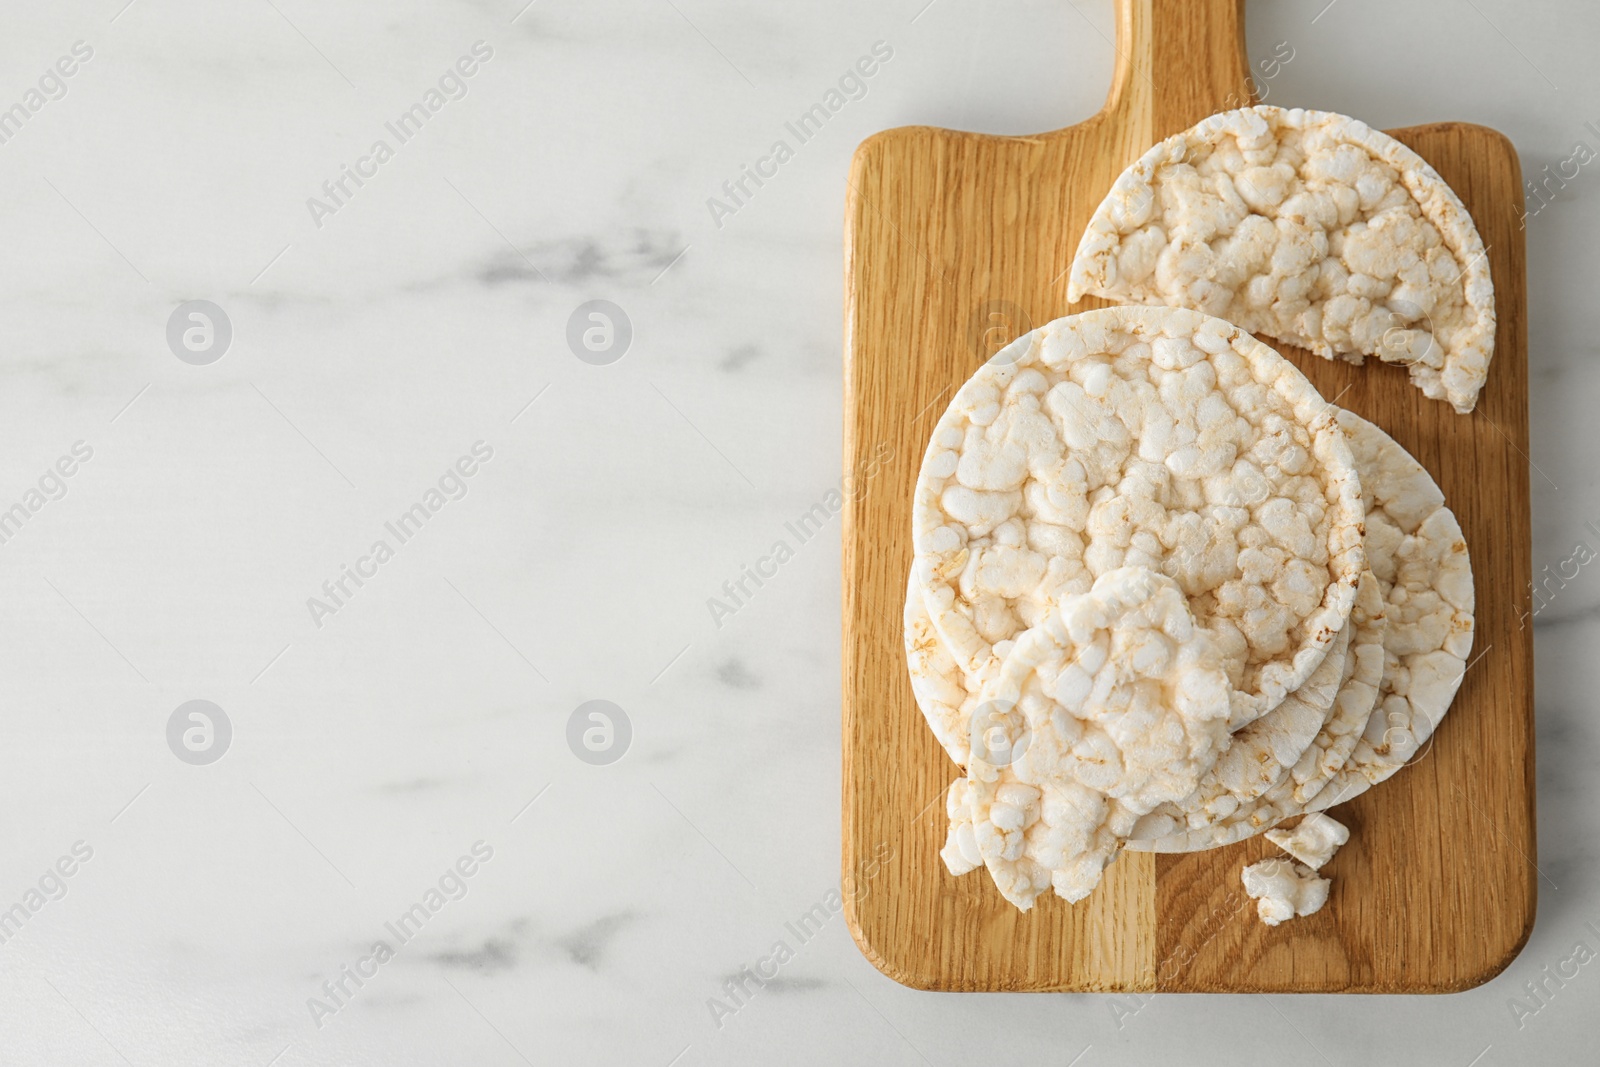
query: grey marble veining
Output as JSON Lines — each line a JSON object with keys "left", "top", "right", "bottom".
{"left": 0, "top": 1, "right": 1597, "bottom": 1064}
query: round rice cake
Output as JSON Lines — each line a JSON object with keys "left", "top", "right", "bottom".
{"left": 911, "top": 304, "right": 1366, "bottom": 728}
{"left": 1068, "top": 106, "right": 1495, "bottom": 413}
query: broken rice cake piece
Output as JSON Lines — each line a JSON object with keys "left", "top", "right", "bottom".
{"left": 1265, "top": 812, "right": 1349, "bottom": 870}
{"left": 1241, "top": 857, "right": 1330, "bottom": 926}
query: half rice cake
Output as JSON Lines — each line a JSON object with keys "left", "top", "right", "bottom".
{"left": 1068, "top": 105, "right": 1495, "bottom": 413}
{"left": 909, "top": 550, "right": 1346, "bottom": 783}
{"left": 1306, "top": 409, "right": 1474, "bottom": 810}
{"left": 933, "top": 575, "right": 1354, "bottom": 889}
{"left": 910, "top": 305, "right": 1366, "bottom": 734}
{"left": 1125, "top": 568, "right": 1386, "bottom": 852}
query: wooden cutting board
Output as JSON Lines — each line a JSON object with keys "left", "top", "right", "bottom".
{"left": 840, "top": 0, "right": 1534, "bottom": 993}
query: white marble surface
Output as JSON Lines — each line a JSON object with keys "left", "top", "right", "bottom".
{"left": 0, "top": 0, "right": 1595, "bottom": 1063}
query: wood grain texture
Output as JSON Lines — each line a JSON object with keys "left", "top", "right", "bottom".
{"left": 840, "top": 0, "right": 1534, "bottom": 993}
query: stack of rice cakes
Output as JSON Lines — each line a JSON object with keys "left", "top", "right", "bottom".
{"left": 904, "top": 306, "right": 1474, "bottom": 912}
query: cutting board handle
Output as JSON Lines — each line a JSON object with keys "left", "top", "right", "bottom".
{"left": 1104, "top": 0, "right": 1255, "bottom": 136}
